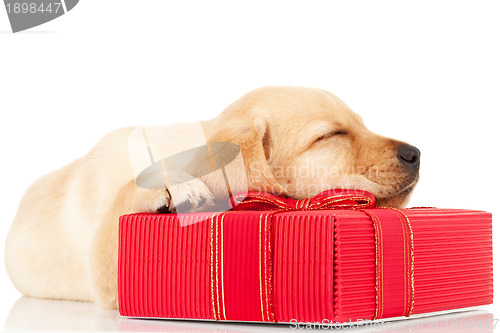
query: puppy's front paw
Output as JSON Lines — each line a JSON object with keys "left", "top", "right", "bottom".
{"left": 132, "top": 177, "right": 214, "bottom": 214}
{"left": 159, "top": 178, "right": 214, "bottom": 213}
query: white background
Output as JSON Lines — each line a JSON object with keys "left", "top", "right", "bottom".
{"left": 0, "top": 0, "right": 498, "bottom": 331}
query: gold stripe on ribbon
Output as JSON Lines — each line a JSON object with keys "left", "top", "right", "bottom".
{"left": 258, "top": 213, "right": 265, "bottom": 321}
{"left": 209, "top": 213, "right": 218, "bottom": 320}
{"left": 263, "top": 213, "right": 270, "bottom": 322}
{"left": 371, "top": 212, "right": 384, "bottom": 319}
{"left": 386, "top": 208, "right": 415, "bottom": 316}
{"left": 265, "top": 213, "right": 275, "bottom": 322}
{"left": 220, "top": 212, "right": 228, "bottom": 320}
{"left": 376, "top": 207, "right": 415, "bottom": 318}
{"left": 256, "top": 212, "right": 275, "bottom": 322}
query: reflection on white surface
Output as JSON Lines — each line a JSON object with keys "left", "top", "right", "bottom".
{"left": 5, "top": 297, "right": 122, "bottom": 331}
{"left": 4, "top": 297, "right": 495, "bottom": 333}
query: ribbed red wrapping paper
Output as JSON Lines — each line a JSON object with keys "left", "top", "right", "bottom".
{"left": 118, "top": 208, "right": 492, "bottom": 324}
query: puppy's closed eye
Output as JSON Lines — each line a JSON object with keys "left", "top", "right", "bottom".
{"left": 314, "top": 130, "right": 349, "bottom": 142}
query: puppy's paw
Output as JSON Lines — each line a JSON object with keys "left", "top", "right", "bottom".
{"left": 132, "top": 176, "right": 214, "bottom": 214}
{"left": 159, "top": 178, "right": 215, "bottom": 213}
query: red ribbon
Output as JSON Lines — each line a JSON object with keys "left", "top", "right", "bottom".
{"left": 231, "top": 189, "right": 376, "bottom": 212}
{"left": 227, "top": 188, "right": 414, "bottom": 321}
{"left": 228, "top": 189, "right": 377, "bottom": 322}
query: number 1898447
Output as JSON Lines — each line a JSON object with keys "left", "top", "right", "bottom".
{"left": 6, "top": 2, "right": 63, "bottom": 14}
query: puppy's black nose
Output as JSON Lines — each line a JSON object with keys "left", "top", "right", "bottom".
{"left": 398, "top": 144, "right": 420, "bottom": 170}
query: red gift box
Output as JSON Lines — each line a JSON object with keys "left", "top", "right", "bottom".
{"left": 117, "top": 190, "right": 493, "bottom": 324}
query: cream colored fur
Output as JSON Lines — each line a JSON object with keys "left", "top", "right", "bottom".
{"left": 5, "top": 86, "right": 419, "bottom": 309}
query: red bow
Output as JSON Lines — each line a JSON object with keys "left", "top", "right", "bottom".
{"left": 230, "top": 189, "right": 376, "bottom": 211}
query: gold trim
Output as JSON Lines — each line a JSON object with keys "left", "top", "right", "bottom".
{"left": 258, "top": 213, "right": 265, "bottom": 321}
{"left": 379, "top": 207, "right": 415, "bottom": 317}
{"left": 215, "top": 213, "right": 221, "bottom": 319}
{"left": 372, "top": 212, "right": 384, "bottom": 319}
{"left": 370, "top": 211, "right": 380, "bottom": 320}
{"left": 266, "top": 213, "right": 275, "bottom": 322}
{"left": 393, "top": 208, "right": 415, "bottom": 316}
{"left": 263, "top": 214, "right": 270, "bottom": 321}
{"left": 220, "top": 212, "right": 228, "bottom": 320}
{"left": 210, "top": 213, "right": 219, "bottom": 320}
{"left": 394, "top": 211, "right": 408, "bottom": 315}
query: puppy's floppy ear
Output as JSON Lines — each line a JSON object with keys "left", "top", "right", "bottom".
{"left": 208, "top": 115, "right": 287, "bottom": 196}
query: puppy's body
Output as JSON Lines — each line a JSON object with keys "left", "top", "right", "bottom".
{"left": 5, "top": 87, "right": 420, "bottom": 309}
{"left": 6, "top": 125, "right": 213, "bottom": 307}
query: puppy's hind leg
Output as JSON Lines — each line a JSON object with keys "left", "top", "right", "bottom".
{"left": 89, "top": 214, "right": 120, "bottom": 309}
{"left": 89, "top": 182, "right": 136, "bottom": 310}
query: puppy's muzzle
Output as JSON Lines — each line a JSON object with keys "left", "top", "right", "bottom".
{"left": 397, "top": 144, "right": 420, "bottom": 173}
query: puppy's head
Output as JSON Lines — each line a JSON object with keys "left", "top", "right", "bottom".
{"left": 207, "top": 86, "right": 420, "bottom": 208}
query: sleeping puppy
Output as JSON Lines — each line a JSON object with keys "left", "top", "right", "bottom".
{"left": 5, "top": 86, "right": 420, "bottom": 309}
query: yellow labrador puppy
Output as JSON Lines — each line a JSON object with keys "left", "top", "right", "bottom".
{"left": 5, "top": 86, "right": 420, "bottom": 309}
